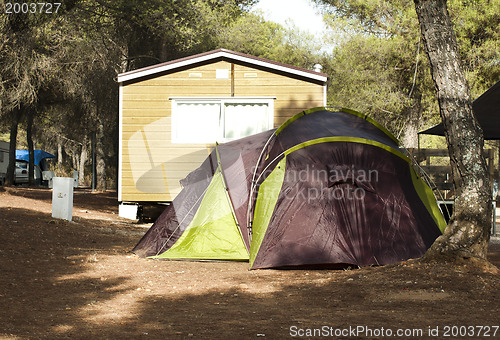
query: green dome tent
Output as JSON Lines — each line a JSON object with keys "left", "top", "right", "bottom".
{"left": 133, "top": 107, "right": 446, "bottom": 269}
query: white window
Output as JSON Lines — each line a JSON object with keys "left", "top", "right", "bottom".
{"left": 171, "top": 98, "right": 274, "bottom": 143}
{"left": 173, "top": 102, "right": 220, "bottom": 143}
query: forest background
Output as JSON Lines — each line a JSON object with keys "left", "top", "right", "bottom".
{"left": 0, "top": 0, "right": 498, "bottom": 190}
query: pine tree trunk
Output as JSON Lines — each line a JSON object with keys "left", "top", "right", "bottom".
{"left": 96, "top": 121, "right": 106, "bottom": 192}
{"left": 72, "top": 152, "right": 79, "bottom": 172}
{"left": 57, "top": 137, "right": 63, "bottom": 174}
{"left": 79, "top": 135, "right": 87, "bottom": 187}
{"left": 26, "top": 107, "right": 35, "bottom": 186}
{"left": 401, "top": 99, "right": 422, "bottom": 149}
{"left": 414, "top": 0, "right": 492, "bottom": 260}
{"left": 5, "top": 108, "right": 21, "bottom": 186}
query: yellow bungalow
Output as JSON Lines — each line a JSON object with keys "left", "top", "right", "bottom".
{"left": 117, "top": 49, "right": 327, "bottom": 218}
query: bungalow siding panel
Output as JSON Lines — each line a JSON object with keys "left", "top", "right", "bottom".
{"left": 121, "top": 61, "right": 231, "bottom": 202}
{"left": 121, "top": 60, "right": 325, "bottom": 202}
{"left": 233, "top": 64, "right": 324, "bottom": 126}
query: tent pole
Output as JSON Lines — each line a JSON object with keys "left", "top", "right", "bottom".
{"left": 247, "top": 131, "right": 276, "bottom": 236}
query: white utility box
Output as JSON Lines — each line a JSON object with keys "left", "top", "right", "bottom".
{"left": 52, "top": 177, "right": 74, "bottom": 221}
{"left": 119, "top": 203, "right": 139, "bottom": 220}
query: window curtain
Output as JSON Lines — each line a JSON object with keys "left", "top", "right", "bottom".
{"left": 224, "top": 103, "right": 269, "bottom": 139}
{"left": 175, "top": 103, "right": 221, "bottom": 143}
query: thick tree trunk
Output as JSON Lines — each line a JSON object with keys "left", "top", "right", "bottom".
{"left": 5, "top": 108, "right": 21, "bottom": 186}
{"left": 401, "top": 95, "right": 423, "bottom": 148}
{"left": 414, "top": 0, "right": 492, "bottom": 260}
{"left": 401, "top": 118, "right": 420, "bottom": 149}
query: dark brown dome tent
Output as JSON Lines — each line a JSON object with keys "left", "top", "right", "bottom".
{"left": 133, "top": 107, "right": 446, "bottom": 269}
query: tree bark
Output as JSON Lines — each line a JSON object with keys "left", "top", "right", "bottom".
{"left": 57, "top": 137, "right": 63, "bottom": 174}
{"left": 5, "top": 108, "right": 21, "bottom": 186}
{"left": 79, "top": 135, "right": 88, "bottom": 187}
{"left": 401, "top": 94, "right": 423, "bottom": 149}
{"left": 96, "top": 121, "right": 106, "bottom": 192}
{"left": 26, "top": 106, "right": 35, "bottom": 186}
{"left": 72, "top": 152, "right": 79, "bottom": 172}
{"left": 414, "top": 0, "right": 492, "bottom": 260}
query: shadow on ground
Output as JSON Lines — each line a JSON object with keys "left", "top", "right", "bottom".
{"left": 0, "top": 201, "right": 499, "bottom": 339}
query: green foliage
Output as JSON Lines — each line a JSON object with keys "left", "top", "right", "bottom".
{"left": 214, "top": 11, "right": 324, "bottom": 70}
{"left": 324, "top": 33, "right": 436, "bottom": 139}
{"left": 315, "top": 0, "right": 434, "bottom": 140}
{"left": 0, "top": 0, "right": 273, "bottom": 187}
{"left": 215, "top": 12, "right": 284, "bottom": 58}
{"left": 315, "top": 0, "right": 417, "bottom": 37}
{"left": 448, "top": 0, "right": 500, "bottom": 97}
{"left": 76, "top": 0, "right": 251, "bottom": 69}
{"left": 313, "top": 0, "right": 499, "bottom": 142}
{"left": 0, "top": 10, "right": 60, "bottom": 113}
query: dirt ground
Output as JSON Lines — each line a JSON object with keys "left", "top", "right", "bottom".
{"left": 0, "top": 187, "right": 499, "bottom": 339}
